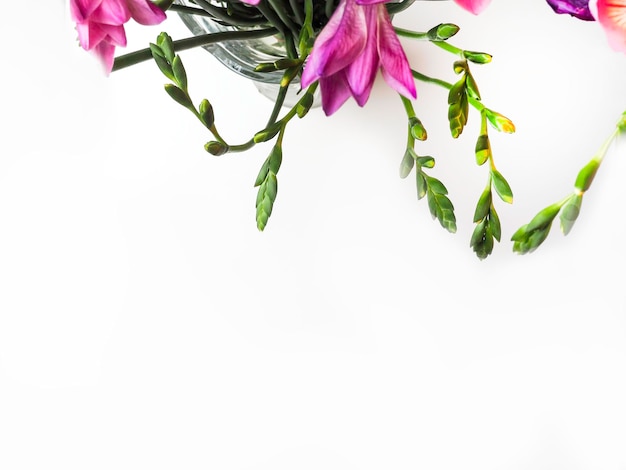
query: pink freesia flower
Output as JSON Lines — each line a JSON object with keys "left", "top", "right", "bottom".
{"left": 594, "top": 0, "right": 626, "bottom": 52}
{"left": 70, "top": 0, "right": 166, "bottom": 73}
{"left": 453, "top": 0, "right": 492, "bottom": 14}
{"left": 300, "top": 0, "right": 416, "bottom": 115}
{"left": 546, "top": 0, "right": 626, "bottom": 53}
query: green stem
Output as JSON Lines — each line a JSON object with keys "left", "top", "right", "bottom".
{"left": 400, "top": 95, "right": 416, "bottom": 118}
{"left": 167, "top": 4, "right": 213, "bottom": 17}
{"left": 266, "top": 85, "right": 290, "bottom": 128}
{"left": 190, "top": 0, "right": 265, "bottom": 25}
{"left": 112, "top": 28, "right": 278, "bottom": 71}
{"left": 386, "top": 0, "right": 416, "bottom": 15}
{"left": 394, "top": 27, "right": 429, "bottom": 40}
{"left": 432, "top": 40, "right": 463, "bottom": 57}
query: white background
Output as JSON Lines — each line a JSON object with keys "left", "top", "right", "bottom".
{"left": 1, "top": 1, "right": 625, "bottom": 469}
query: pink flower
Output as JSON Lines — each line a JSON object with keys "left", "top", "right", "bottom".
{"left": 300, "top": 0, "right": 416, "bottom": 115}
{"left": 594, "top": 0, "right": 626, "bottom": 53}
{"left": 453, "top": 0, "right": 492, "bottom": 14}
{"left": 70, "top": 0, "right": 166, "bottom": 73}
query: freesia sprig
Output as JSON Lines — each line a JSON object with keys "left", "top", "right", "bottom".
{"left": 395, "top": 22, "right": 515, "bottom": 258}
{"left": 511, "top": 110, "right": 626, "bottom": 254}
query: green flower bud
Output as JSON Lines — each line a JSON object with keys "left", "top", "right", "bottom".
{"left": 254, "top": 122, "right": 282, "bottom": 143}
{"left": 475, "top": 134, "right": 491, "bottom": 165}
{"left": 204, "top": 141, "right": 229, "bottom": 156}
{"left": 463, "top": 51, "right": 492, "bottom": 64}
{"left": 409, "top": 116, "right": 427, "bottom": 141}
{"left": 199, "top": 99, "right": 214, "bottom": 128}
{"left": 574, "top": 158, "right": 600, "bottom": 192}
{"left": 484, "top": 109, "right": 515, "bottom": 133}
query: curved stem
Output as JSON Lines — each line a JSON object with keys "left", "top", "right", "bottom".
{"left": 112, "top": 28, "right": 278, "bottom": 71}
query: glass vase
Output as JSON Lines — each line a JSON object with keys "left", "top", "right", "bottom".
{"left": 174, "top": 0, "right": 313, "bottom": 106}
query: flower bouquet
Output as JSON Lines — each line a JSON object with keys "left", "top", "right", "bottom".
{"left": 69, "top": 0, "right": 626, "bottom": 259}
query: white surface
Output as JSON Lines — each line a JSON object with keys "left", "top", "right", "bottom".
{"left": 1, "top": 1, "right": 625, "bottom": 469}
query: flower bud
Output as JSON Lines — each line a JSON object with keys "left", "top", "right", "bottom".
{"left": 204, "top": 141, "right": 229, "bottom": 156}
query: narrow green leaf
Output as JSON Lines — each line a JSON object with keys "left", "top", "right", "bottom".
{"left": 490, "top": 206, "right": 502, "bottom": 242}
{"left": 473, "top": 188, "right": 492, "bottom": 222}
{"left": 491, "top": 169, "right": 513, "bottom": 204}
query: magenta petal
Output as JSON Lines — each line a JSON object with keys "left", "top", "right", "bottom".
{"left": 70, "top": 0, "right": 104, "bottom": 22}
{"left": 127, "top": 0, "right": 167, "bottom": 25}
{"left": 596, "top": 0, "right": 626, "bottom": 52}
{"left": 346, "top": 5, "right": 379, "bottom": 106}
{"left": 91, "top": 0, "right": 131, "bottom": 24}
{"left": 94, "top": 40, "right": 117, "bottom": 74}
{"left": 375, "top": 5, "right": 416, "bottom": 99}
{"left": 303, "top": 0, "right": 367, "bottom": 79}
{"left": 100, "top": 23, "right": 128, "bottom": 46}
{"left": 354, "top": 0, "right": 388, "bottom": 5}
{"left": 319, "top": 72, "right": 353, "bottom": 115}
{"left": 454, "top": 0, "right": 492, "bottom": 14}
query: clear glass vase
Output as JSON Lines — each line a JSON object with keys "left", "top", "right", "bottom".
{"left": 174, "top": 0, "right": 313, "bottom": 106}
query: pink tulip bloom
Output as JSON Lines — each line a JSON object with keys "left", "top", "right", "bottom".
{"left": 300, "top": 0, "right": 416, "bottom": 115}
{"left": 70, "top": 0, "right": 166, "bottom": 73}
{"left": 594, "top": 0, "right": 626, "bottom": 52}
{"left": 453, "top": 0, "right": 492, "bottom": 14}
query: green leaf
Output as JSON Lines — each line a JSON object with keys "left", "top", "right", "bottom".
{"left": 490, "top": 206, "right": 502, "bottom": 242}
{"left": 473, "top": 188, "right": 492, "bottom": 223}
{"left": 491, "top": 169, "right": 513, "bottom": 204}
